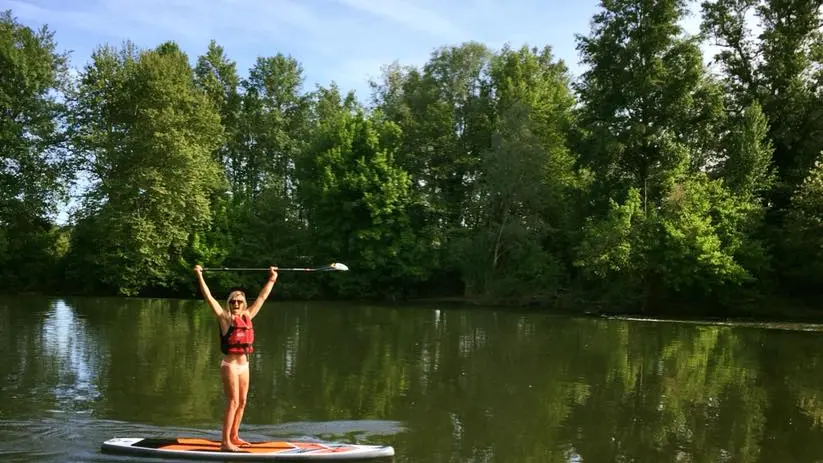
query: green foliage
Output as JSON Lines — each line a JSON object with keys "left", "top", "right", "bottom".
{"left": 233, "top": 54, "right": 307, "bottom": 201}
{"left": 196, "top": 51, "right": 315, "bottom": 297}
{"left": 575, "top": 188, "right": 646, "bottom": 306}
{"left": 1, "top": 2, "right": 821, "bottom": 310}
{"left": 569, "top": 0, "right": 777, "bottom": 310}
{"left": 780, "top": 154, "right": 823, "bottom": 290}
{"left": 575, "top": 175, "right": 769, "bottom": 308}
{"left": 0, "top": 11, "right": 73, "bottom": 293}
{"left": 701, "top": 0, "right": 823, "bottom": 294}
{"left": 717, "top": 101, "right": 775, "bottom": 198}
{"left": 370, "top": 43, "right": 495, "bottom": 279}
{"left": 702, "top": 0, "right": 823, "bottom": 203}
{"left": 297, "top": 88, "right": 426, "bottom": 298}
{"left": 194, "top": 40, "right": 241, "bottom": 170}
{"left": 575, "top": 0, "right": 705, "bottom": 205}
{"left": 0, "top": 10, "right": 71, "bottom": 223}
{"left": 655, "top": 176, "right": 759, "bottom": 293}
{"left": 454, "top": 43, "right": 579, "bottom": 303}
{"left": 66, "top": 42, "right": 224, "bottom": 295}
{"left": 0, "top": 216, "right": 67, "bottom": 292}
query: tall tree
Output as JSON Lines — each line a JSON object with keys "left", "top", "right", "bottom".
{"left": 189, "top": 40, "right": 240, "bottom": 281}
{"left": 235, "top": 54, "right": 307, "bottom": 202}
{"left": 0, "top": 10, "right": 71, "bottom": 291}
{"left": 701, "top": 0, "right": 823, "bottom": 206}
{"left": 194, "top": 40, "right": 241, "bottom": 171}
{"left": 701, "top": 0, "right": 823, "bottom": 294}
{"left": 575, "top": 0, "right": 705, "bottom": 207}
{"left": 297, "top": 86, "right": 423, "bottom": 298}
{"left": 455, "top": 45, "right": 579, "bottom": 302}
{"left": 67, "top": 41, "right": 224, "bottom": 295}
{"left": 216, "top": 54, "right": 311, "bottom": 293}
{"left": 369, "top": 43, "right": 495, "bottom": 293}
{"left": 717, "top": 101, "right": 775, "bottom": 199}
{"left": 418, "top": 43, "right": 494, "bottom": 234}
{"left": 0, "top": 10, "right": 70, "bottom": 222}
{"left": 573, "top": 0, "right": 763, "bottom": 309}
{"left": 781, "top": 154, "right": 823, "bottom": 292}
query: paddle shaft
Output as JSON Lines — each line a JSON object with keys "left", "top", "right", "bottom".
{"left": 202, "top": 267, "right": 335, "bottom": 272}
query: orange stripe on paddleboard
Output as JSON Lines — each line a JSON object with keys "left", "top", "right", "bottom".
{"left": 176, "top": 438, "right": 295, "bottom": 449}
{"left": 167, "top": 439, "right": 357, "bottom": 453}
{"left": 159, "top": 445, "right": 298, "bottom": 454}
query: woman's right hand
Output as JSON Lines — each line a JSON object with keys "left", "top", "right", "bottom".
{"left": 194, "top": 264, "right": 203, "bottom": 276}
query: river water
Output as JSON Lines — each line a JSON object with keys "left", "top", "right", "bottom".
{"left": 2, "top": 295, "right": 823, "bottom": 462}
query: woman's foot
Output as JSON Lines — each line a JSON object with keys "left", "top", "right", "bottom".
{"left": 231, "top": 437, "right": 251, "bottom": 447}
{"left": 221, "top": 442, "right": 242, "bottom": 452}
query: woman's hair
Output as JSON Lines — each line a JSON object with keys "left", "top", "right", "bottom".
{"left": 225, "top": 290, "right": 247, "bottom": 312}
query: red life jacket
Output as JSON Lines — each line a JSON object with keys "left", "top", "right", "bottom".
{"left": 220, "top": 313, "right": 255, "bottom": 355}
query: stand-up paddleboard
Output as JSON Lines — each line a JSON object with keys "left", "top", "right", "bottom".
{"left": 101, "top": 437, "right": 395, "bottom": 461}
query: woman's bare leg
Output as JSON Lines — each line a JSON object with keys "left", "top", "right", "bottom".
{"left": 220, "top": 363, "right": 241, "bottom": 451}
{"left": 230, "top": 364, "right": 251, "bottom": 446}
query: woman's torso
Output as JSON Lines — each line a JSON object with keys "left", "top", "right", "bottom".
{"left": 219, "top": 312, "right": 254, "bottom": 363}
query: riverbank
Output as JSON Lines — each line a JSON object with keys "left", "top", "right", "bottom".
{"left": 405, "top": 292, "right": 823, "bottom": 325}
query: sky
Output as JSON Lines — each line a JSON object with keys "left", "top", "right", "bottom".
{"left": 1, "top": 0, "right": 711, "bottom": 101}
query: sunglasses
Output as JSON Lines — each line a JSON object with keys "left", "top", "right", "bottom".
{"left": 229, "top": 299, "right": 245, "bottom": 305}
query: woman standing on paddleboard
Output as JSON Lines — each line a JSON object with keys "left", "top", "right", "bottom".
{"left": 194, "top": 264, "right": 278, "bottom": 452}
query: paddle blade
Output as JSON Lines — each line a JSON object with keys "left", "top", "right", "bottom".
{"left": 329, "top": 262, "right": 349, "bottom": 271}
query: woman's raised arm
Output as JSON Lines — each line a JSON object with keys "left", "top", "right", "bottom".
{"left": 194, "top": 264, "right": 225, "bottom": 319}
{"left": 247, "top": 266, "right": 278, "bottom": 319}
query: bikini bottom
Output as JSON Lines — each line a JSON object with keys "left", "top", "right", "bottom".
{"left": 220, "top": 359, "right": 249, "bottom": 374}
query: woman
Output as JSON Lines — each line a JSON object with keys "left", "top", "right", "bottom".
{"left": 194, "top": 264, "right": 278, "bottom": 452}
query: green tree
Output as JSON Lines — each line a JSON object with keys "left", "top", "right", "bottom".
{"left": 66, "top": 42, "right": 224, "bottom": 295}
{"left": 0, "top": 11, "right": 71, "bottom": 291}
{"left": 717, "top": 101, "right": 775, "bottom": 199}
{"left": 0, "top": 10, "right": 70, "bottom": 222}
{"left": 369, "top": 43, "right": 495, "bottom": 292}
{"left": 573, "top": 0, "right": 764, "bottom": 309}
{"left": 781, "top": 154, "right": 823, "bottom": 291}
{"left": 575, "top": 0, "right": 705, "bottom": 207}
{"left": 194, "top": 40, "right": 241, "bottom": 172}
{"left": 211, "top": 54, "right": 312, "bottom": 297}
{"left": 235, "top": 54, "right": 307, "bottom": 202}
{"left": 187, "top": 40, "right": 241, "bottom": 277}
{"left": 702, "top": 0, "right": 823, "bottom": 295}
{"left": 455, "top": 45, "right": 579, "bottom": 302}
{"left": 574, "top": 188, "right": 646, "bottom": 307}
{"left": 701, "top": 0, "right": 823, "bottom": 198}
{"left": 297, "top": 86, "right": 423, "bottom": 298}
{"left": 456, "top": 104, "right": 566, "bottom": 302}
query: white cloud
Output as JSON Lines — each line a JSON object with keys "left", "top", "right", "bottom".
{"left": 3, "top": 0, "right": 327, "bottom": 47}
{"left": 4, "top": 1, "right": 97, "bottom": 31}
{"left": 333, "top": 0, "right": 467, "bottom": 40}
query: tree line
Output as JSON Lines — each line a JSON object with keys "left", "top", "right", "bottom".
{"left": 1, "top": 0, "right": 821, "bottom": 313}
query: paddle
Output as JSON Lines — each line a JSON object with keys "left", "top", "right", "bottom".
{"left": 202, "top": 262, "right": 349, "bottom": 272}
